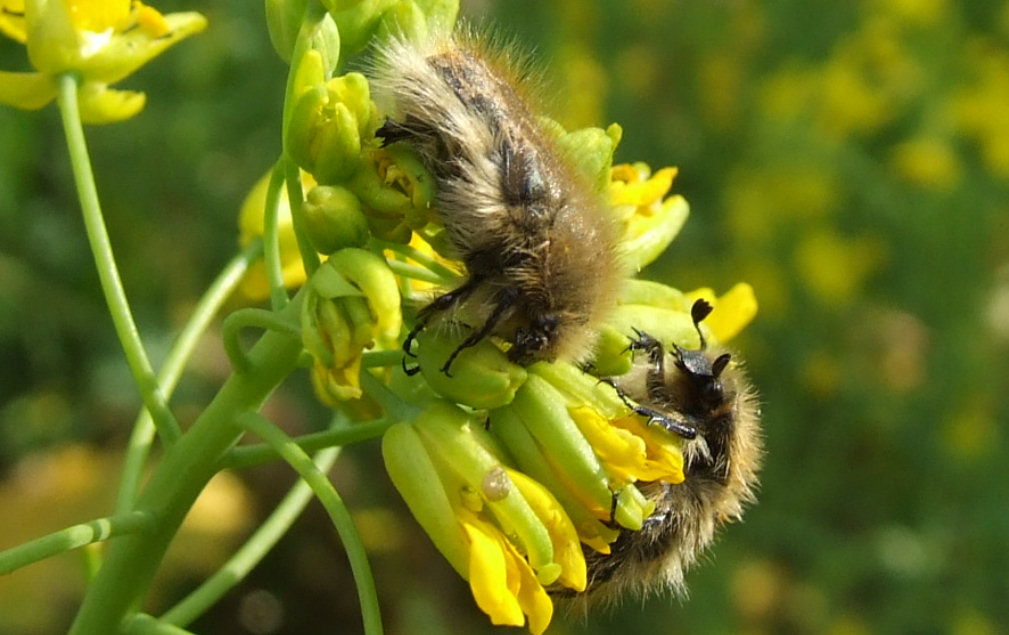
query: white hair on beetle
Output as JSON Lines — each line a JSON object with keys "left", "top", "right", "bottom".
{"left": 369, "top": 27, "right": 626, "bottom": 375}
{"left": 571, "top": 299, "right": 763, "bottom": 608}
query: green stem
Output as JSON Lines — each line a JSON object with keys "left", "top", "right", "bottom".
{"left": 378, "top": 241, "right": 459, "bottom": 282}
{"left": 263, "top": 161, "right": 290, "bottom": 311}
{"left": 116, "top": 242, "right": 262, "bottom": 514}
{"left": 68, "top": 292, "right": 307, "bottom": 635}
{"left": 236, "top": 413, "right": 383, "bottom": 635}
{"left": 162, "top": 445, "right": 342, "bottom": 627}
{"left": 0, "top": 511, "right": 154, "bottom": 575}
{"left": 121, "top": 614, "right": 197, "bottom": 635}
{"left": 56, "top": 73, "right": 181, "bottom": 447}
{"left": 222, "top": 307, "right": 301, "bottom": 373}
{"left": 384, "top": 259, "right": 446, "bottom": 285}
{"left": 283, "top": 158, "right": 322, "bottom": 276}
{"left": 221, "top": 418, "right": 391, "bottom": 470}
{"left": 361, "top": 349, "right": 405, "bottom": 369}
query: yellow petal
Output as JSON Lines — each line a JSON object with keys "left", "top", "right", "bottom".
{"left": 508, "top": 469, "right": 587, "bottom": 593}
{"left": 512, "top": 549, "right": 554, "bottom": 635}
{"left": 461, "top": 510, "right": 556, "bottom": 635}
{"left": 0, "top": 70, "right": 56, "bottom": 109}
{"left": 611, "top": 415, "right": 686, "bottom": 484}
{"left": 462, "top": 519, "right": 525, "bottom": 628}
{"left": 569, "top": 406, "right": 648, "bottom": 482}
{"left": 77, "top": 83, "right": 145, "bottom": 123}
{"left": 0, "top": 0, "right": 26, "bottom": 41}
{"left": 26, "top": 0, "right": 206, "bottom": 82}
{"left": 686, "top": 282, "right": 759, "bottom": 343}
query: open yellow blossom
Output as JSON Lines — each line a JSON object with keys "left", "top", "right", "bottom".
{"left": 382, "top": 403, "right": 587, "bottom": 634}
{"left": 571, "top": 407, "right": 685, "bottom": 485}
{"left": 609, "top": 162, "right": 690, "bottom": 270}
{"left": 460, "top": 509, "right": 554, "bottom": 635}
{"left": 0, "top": 0, "right": 206, "bottom": 122}
{"left": 686, "top": 282, "right": 759, "bottom": 343}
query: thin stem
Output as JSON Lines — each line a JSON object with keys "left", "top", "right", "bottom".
{"left": 0, "top": 511, "right": 154, "bottom": 575}
{"left": 360, "top": 370, "right": 420, "bottom": 423}
{"left": 283, "top": 159, "right": 321, "bottom": 277}
{"left": 116, "top": 242, "right": 263, "bottom": 514}
{"left": 361, "top": 349, "right": 404, "bottom": 369}
{"left": 237, "top": 413, "right": 383, "bottom": 635}
{"left": 162, "top": 445, "right": 341, "bottom": 627}
{"left": 378, "top": 240, "right": 459, "bottom": 282}
{"left": 221, "top": 307, "right": 301, "bottom": 373}
{"left": 69, "top": 292, "right": 307, "bottom": 634}
{"left": 384, "top": 259, "right": 446, "bottom": 285}
{"left": 122, "top": 614, "right": 197, "bottom": 635}
{"left": 263, "top": 161, "right": 290, "bottom": 311}
{"left": 56, "top": 73, "right": 181, "bottom": 446}
{"left": 221, "top": 418, "right": 391, "bottom": 470}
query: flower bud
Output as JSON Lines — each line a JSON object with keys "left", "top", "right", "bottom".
{"left": 324, "top": 0, "right": 397, "bottom": 57}
{"left": 286, "top": 72, "right": 376, "bottom": 185}
{"left": 413, "top": 328, "right": 527, "bottom": 411}
{"left": 554, "top": 122, "right": 623, "bottom": 192}
{"left": 302, "top": 185, "right": 370, "bottom": 254}
{"left": 377, "top": 1, "right": 428, "bottom": 44}
{"left": 382, "top": 421, "right": 469, "bottom": 574}
{"left": 412, "top": 402, "right": 556, "bottom": 575}
{"left": 347, "top": 145, "right": 436, "bottom": 241}
{"left": 302, "top": 248, "right": 401, "bottom": 404}
{"left": 504, "top": 375, "right": 613, "bottom": 515}
{"left": 265, "top": 0, "right": 308, "bottom": 63}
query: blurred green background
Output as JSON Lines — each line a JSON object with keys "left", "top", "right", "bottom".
{"left": 2, "top": 0, "right": 1008, "bottom": 633}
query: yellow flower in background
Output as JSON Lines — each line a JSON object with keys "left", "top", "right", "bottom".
{"left": 889, "top": 136, "right": 962, "bottom": 190}
{"left": 238, "top": 170, "right": 317, "bottom": 299}
{"left": 0, "top": 0, "right": 206, "bottom": 122}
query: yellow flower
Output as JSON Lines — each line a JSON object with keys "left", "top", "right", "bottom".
{"left": 889, "top": 136, "right": 962, "bottom": 190}
{"left": 460, "top": 508, "right": 554, "bottom": 635}
{"left": 0, "top": 0, "right": 206, "bottom": 123}
{"left": 685, "top": 282, "right": 759, "bottom": 343}
{"left": 572, "top": 406, "right": 684, "bottom": 485}
{"left": 609, "top": 162, "right": 690, "bottom": 271}
{"left": 382, "top": 403, "right": 585, "bottom": 634}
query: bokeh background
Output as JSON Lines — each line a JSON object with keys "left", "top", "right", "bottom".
{"left": 2, "top": 0, "right": 1009, "bottom": 633}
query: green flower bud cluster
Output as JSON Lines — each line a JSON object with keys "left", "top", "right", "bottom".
{"left": 302, "top": 249, "right": 401, "bottom": 405}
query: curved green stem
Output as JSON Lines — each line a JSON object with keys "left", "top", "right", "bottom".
{"left": 56, "top": 73, "right": 181, "bottom": 447}
{"left": 162, "top": 445, "right": 342, "bottom": 627}
{"left": 116, "top": 242, "right": 263, "bottom": 514}
{"left": 0, "top": 511, "right": 155, "bottom": 575}
{"left": 69, "top": 292, "right": 307, "bottom": 635}
{"left": 222, "top": 307, "right": 301, "bottom": 373}
{"left": 236, "top": 413, "right": 383, "bottom": 635}
{"left": 221, "top": 418, "right": 391, "bottom": 470}
{"left": 263, "top": 161, "right": 290, "bottom": 311}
